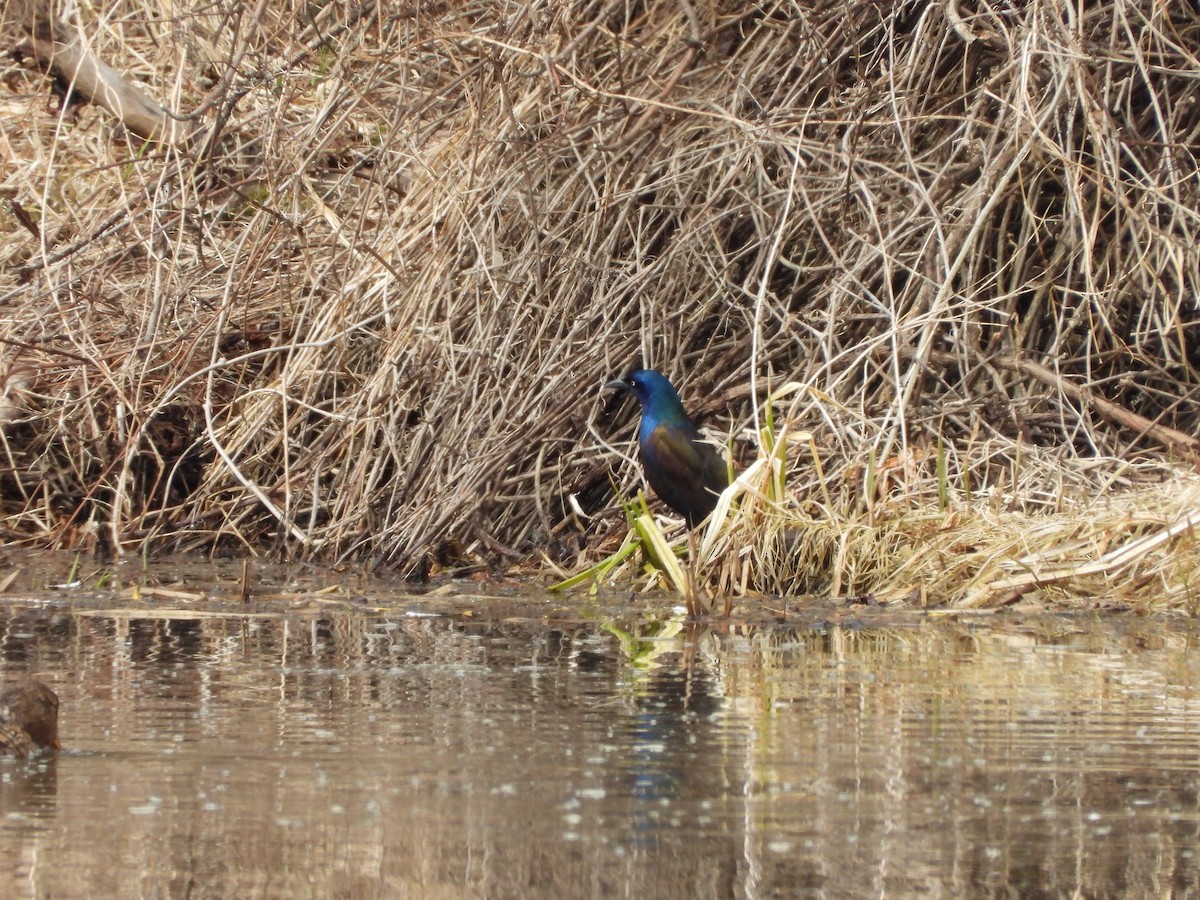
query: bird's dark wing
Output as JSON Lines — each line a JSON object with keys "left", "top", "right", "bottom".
{"left": 642, "top": 423, "right": 729, "bottom": 526}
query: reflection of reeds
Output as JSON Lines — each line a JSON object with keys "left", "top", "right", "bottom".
{"left": 2, "top": 603, "right": 1197, "bottom": 896}
{"left": 1, "top": 2, "right": 1199, "bottom": 607}
{"left": 716, "top": 618, "right": 1200, "bottom": 896}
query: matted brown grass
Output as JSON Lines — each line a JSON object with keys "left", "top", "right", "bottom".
{"left": 0, "top": 1, "right": 1198, "bottom": 607}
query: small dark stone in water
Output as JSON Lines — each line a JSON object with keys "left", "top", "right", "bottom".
{"left": 0, "top": 680, "right": 60, "bottom": 758}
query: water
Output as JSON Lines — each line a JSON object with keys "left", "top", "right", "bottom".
{"left": 2, "top": 583, "right": 1200, "bottom": 897}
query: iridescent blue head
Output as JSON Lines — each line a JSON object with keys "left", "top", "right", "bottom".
{"left": 604, "top": 369, "right": 690, "bottom": 437}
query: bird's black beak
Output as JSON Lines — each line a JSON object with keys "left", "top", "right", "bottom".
{"left": 603, "top": 377, "right": 631, "bottom": 393}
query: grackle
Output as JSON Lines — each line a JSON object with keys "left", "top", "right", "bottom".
{"left": 605, "top": 369, "right": 729, "bottom": 527}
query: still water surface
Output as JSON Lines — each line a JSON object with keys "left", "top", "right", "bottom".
{"left": 1, "top": 580, "right": 1200, "bottom": 897}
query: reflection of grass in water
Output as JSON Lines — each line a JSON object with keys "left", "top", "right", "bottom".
{"left": 604, "top": 618, "right": 684, "bottom": 672}
{"left": 2, "top": 599, "right": 1193, "bottom": 897}
{"left": 720, "top": 617, "right": 1198, "bottom": 715}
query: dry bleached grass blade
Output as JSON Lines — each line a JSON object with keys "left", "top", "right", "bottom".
{"left": 0, "top": 0, "right": 1198, "bottom": 607}
{"left": 960, "top": 486, "right": 1200, "bottom": 608}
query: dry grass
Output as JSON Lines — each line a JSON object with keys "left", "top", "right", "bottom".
{"left": 691, "top": 385, "right": 1200, "bottom": 609}
{"left": 0, "top": 1, "right": 1198, "bottom": 606}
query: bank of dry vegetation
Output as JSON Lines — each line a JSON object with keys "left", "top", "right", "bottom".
{"left": 1, "top": 0, "right": 1199, "bottom": 608}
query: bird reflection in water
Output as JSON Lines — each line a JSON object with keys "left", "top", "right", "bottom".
{"left": 623, "top": 647, "right": 723, "bottom": 851}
